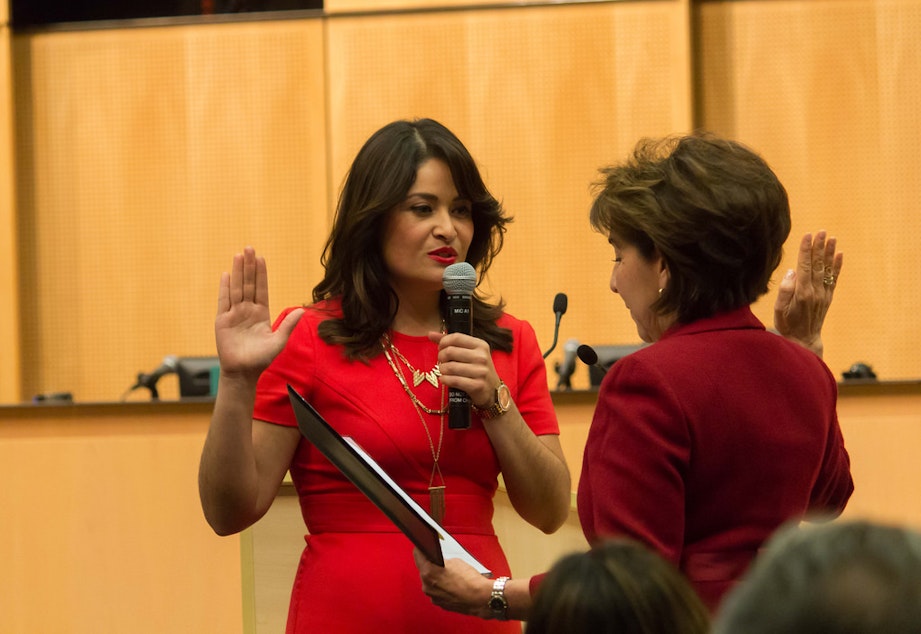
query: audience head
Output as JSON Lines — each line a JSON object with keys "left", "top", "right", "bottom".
{"left": 589, "top": 132, "right": 791, "bottom": 324}
{"left": 712, "top": 519, "right": 921, "bottom": 633}
{"left": 526, "top": 538, "right": 710, "bottom": 634}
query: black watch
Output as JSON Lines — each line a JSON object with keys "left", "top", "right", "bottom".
{"left": 474, "top": 380, "right": 511, "bottom": 420}
{"left": 487, "top": 576, "right": 510, "bottom": 620}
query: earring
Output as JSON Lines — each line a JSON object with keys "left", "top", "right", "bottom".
{"left": 658, "top": 288, "right": 663, "bottom": 295}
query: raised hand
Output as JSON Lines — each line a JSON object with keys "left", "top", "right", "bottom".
{"left": 215, "top": 246, "right": 304, "bottom": 380}
{"left": 774, "top": 231, "right": 843, "bottom": 358}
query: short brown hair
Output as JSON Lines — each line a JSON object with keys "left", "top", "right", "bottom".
{"left": 590, "top": 133, "right": 791, "bottom": 324}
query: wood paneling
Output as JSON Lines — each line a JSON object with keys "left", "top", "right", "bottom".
{"left": 696, "top": 0, "right": 921, "bottom": 381}
{"left": 326, "top": 0, "right": 502, "bottom": 11}
{"left": 8, "top": 1, "right": 691, "bottom": 404}
{"left": 12, "top": 19, "right": 328, "bottom": 403}
{"left": 0, "top": 23, "right": 19, "bottom": 402}
{"left": 0, "top": 401, "right": 242, "bottom": 633}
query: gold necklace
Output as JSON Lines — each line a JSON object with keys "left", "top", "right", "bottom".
{"left": 381, "top": 337, "right": 446, "bottom": 523}
{"left": 381, "top": 337, "right": 447, "bottom": 414}
{"left": 388, "top": 339, "right": 441, "bottom": 387}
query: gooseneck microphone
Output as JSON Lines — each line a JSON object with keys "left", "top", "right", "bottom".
{"left": 443, "top": 262, "right": 477, "bottom": 430}
{"left": 577, "top": 344, "right": 599, "bottom": 367}
{"left": 542, "top": 293, "right": 568, "bottom": 359}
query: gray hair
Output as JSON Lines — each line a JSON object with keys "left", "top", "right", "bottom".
{"left": 712, "top": 519, "right": 921, "bottom": 634}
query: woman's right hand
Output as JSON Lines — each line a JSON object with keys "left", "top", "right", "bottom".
{"left": 215, "top": 246, "right": 304, "bottom": 380}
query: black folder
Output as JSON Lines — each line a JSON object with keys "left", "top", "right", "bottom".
{"left": 286, "top": 384, "right": 489, "bottom": 573}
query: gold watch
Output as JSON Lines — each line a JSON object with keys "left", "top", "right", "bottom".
{"left": 474, "top": 380, "right": 511, "bottom": 420}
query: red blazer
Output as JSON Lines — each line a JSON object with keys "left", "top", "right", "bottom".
{"left": 577, "top": 306, "right": 853, "bottom": 611}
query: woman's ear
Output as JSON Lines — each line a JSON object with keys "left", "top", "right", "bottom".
{"left": 655, "top": 254, "right": 670, "bottom": 290}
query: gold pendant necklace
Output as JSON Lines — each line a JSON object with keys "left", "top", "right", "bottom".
{"left": 381, "top": 336, "right": 447, "bottom": 415}
{"left": 387, "top": 338, "right": 441, "bottom": 387}
{"left": 382, "top": 336, "right": 447, "bottom": 522}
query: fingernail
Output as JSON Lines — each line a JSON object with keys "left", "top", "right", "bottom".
{"left": 784, "top": 269, "right": 794, "bottom": 279}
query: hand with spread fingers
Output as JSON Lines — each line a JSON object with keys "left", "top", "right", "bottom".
{"left": 215, "top": 246, "right": 305, "bottom": 379}
{"left": 774, "top": 231, "right": 843, "bottom": 358}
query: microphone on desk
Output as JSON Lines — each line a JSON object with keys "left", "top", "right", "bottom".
{"left": 443, "top": 262, "right": 476, "bottom": 430}
{"left": 129, "top": 355, "right": 178, "bottom": 401}
{"left": 555, "top": 338, "right": 580, "bottom": 391}
{"left": 577, "top": 344, "right": 600, "bottom": 368}
{"left": 543, "top": 293, "right": 568, "bottom": 359}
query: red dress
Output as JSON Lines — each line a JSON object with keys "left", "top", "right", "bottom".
{"left": 577, "top": 306, "right": 853, "bottom": 611}
{"left": 254, "top": 300, "right": 558, "bottom": 633}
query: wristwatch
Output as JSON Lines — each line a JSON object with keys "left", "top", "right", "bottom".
{"left": 474, "top": 380, "right": 511, "bottom": 420}
{"left": 487, "top": 576, "right": 510, "bottom": 620}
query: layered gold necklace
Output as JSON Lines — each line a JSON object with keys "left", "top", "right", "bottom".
{"left": 381, "top": 334, "right": 446, "bottom": 523}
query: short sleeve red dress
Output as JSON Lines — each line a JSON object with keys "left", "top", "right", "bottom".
{"left": 254, "top": 299, "right": 559, "bottom": 633}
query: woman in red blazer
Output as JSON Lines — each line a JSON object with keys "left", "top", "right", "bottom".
{"left": 415, "top": 132, "right": 853, "bottom": 621}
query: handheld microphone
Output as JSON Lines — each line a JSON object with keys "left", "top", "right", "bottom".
{"left": 132, "top": 355, "right": 179, "bottom": 400}
{"left": 555, "top": 338, "right": 580, "bottom": 391}
{"left": 443, "top": 262, "right": 477, "bottom": 430}
{"left": 542, "top": 293, "right": 568, "bottom": 359}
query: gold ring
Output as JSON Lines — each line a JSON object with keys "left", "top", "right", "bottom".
{"left": 823, "top": 275, "right": 836, "bottom": 287}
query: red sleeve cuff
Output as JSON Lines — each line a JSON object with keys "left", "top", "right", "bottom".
{"left": 529, "top": 573, "right": 546, "bottom": 596}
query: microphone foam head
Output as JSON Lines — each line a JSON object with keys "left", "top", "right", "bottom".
{"left": 553, "top": 293, "right": 568, "bottom": 315}
{"left": 577, "top": 344, "right": 599, "bottom": 366}
{"left": 443, "top": 262, "right": 477, "bottom": 294}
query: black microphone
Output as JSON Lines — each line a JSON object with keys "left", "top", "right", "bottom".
{"left": 577, "top": 344, "right": 599, "bottom": 367}
{"left": 555, "top": 338, "right": 579, "bottom": 391}
{"left": 443, "top": 262, "right": 476, "bottom": 430}
{"left": 542, "top": 293, "right": 568, "bottom": 359}
{"left": 132, "top": 355, "right": 178, "bottom": 400}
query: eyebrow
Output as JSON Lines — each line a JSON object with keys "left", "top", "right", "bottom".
{"left": 405, "top": 192, "right": 471, "bottom": 204}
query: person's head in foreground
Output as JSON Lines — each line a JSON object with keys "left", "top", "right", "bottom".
{"left": 712, "top": 519, "right": 921, "bottom": 633}
{"left": 526, "top": 538, "right": 710, "bottom": 634}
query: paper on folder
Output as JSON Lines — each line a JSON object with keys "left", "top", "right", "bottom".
{"left": 342, "top": 436, "right": 490, "bottom": 574}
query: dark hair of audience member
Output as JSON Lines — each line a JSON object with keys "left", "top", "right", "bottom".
{"left": 525, "top": 538, "right": 710, "bottom": 634}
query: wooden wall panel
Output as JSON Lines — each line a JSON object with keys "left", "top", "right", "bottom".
{"left": 326, "top": 0, "right": 500, "bottom": 12}
{"left": 696, "top": 0, "right": 921, "bottom": 381}
{"left": 13, "top": 20, "right": 329, "bottom": 402}
{"left": 1, "top": 21, "right": 20, "bottom": 402}
{"left": 327, "top": 1, "right": 692, "bottom": 390}
{"left": 0, "top": 403, "right": 242, "bottom": 633}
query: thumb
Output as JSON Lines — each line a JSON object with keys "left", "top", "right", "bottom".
{"left": 275, "top": 307, "right": 306, "bottom": 341}
{"left": 774, "top": 269, "right": 795, "bottom": 313}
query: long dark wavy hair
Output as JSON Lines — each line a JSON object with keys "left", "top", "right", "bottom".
{"left": 312, "top": 118, "right": 513, "bottom": 360}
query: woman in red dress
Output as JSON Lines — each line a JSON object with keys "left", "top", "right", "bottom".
{"left": 198, "top": 119, "right": 572, "bottom": 633}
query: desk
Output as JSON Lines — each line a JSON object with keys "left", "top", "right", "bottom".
{"left": 0, "top": 400, "right": 242, "bottom": 634}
